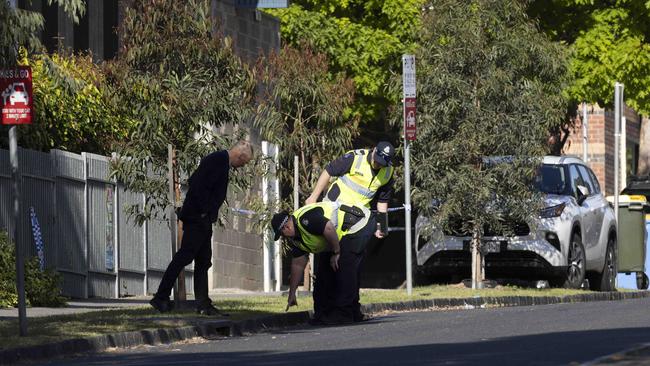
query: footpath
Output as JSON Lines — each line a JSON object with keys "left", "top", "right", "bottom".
{"left": 1, "top": 289, "right": 649, "bottom": 365}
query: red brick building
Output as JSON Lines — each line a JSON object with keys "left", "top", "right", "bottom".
{"left": 564, "top": 104, "right": 649, "bottom": 195}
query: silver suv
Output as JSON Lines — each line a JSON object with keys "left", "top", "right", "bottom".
{"left": 415, "top": 156, "right": 617, "bottom": 291}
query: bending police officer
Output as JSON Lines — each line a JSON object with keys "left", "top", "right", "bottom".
{"left": 272, "top": 201, "right": 374, "bottom": 324}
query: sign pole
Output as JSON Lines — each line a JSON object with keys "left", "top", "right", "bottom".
{"left": 2, "top": 64, "right": 33, "bottom": 336}
{"left": 404, "top": 127, "right": 413, "bottom": 296}
{"left": 402, "top": 54, "right": 416, "bottom": 296}
{"left": 10, "top": 126, "right": 27, "bottom": 336}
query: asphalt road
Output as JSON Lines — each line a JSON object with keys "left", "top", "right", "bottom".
{"left": 36, "top": 297, "right": 650, "bottom": 366}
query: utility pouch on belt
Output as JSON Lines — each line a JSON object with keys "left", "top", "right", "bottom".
{"left": 340, "top": 204, "right": 365, "bottom": 231}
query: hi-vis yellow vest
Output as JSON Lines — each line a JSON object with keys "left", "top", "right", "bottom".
{"left": 325, "top": 149, "right": 393, "bottom": 208}
{"left": 293, "top": 202, "right": 370, "bottom": 254}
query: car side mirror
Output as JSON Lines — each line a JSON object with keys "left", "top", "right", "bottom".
{"left": 576, "top": 185, "right": 589, "bottom": 205}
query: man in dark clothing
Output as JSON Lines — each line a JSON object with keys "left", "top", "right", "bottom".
{"left": 272, "top": 201, "right": 375, "bottom": 325}
{"left": 150, "top": 140, "right": 253, "bottom": 315}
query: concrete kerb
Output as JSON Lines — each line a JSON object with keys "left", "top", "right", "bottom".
{"left": 2, "top": 291, "right": 649, "bottom": 365}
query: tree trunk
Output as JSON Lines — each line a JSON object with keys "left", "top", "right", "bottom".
{"left": 638, "top": 117, "right": 650, "bottom": 176}
{"left": 471, "top": 225, "right": 483, "bottom": 289}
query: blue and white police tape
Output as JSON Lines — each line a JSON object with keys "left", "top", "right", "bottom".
{"left": 30, "top": 206, "right": 45, "bottom": 271}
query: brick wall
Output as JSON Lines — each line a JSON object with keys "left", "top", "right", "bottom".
{"left": 564, "top": 104, "right": 643, "bottom": 195}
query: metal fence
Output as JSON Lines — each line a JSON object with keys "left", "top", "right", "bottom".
{"left": 0, "top": 148, "right": 193, "bottom": 299}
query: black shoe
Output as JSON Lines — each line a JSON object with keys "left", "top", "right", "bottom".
{"left": 308, "top": 317, "right": 325, "bottom": 326}
{"left": 354, "top": 313, "right": 373, "bottom": 322}
{"left": 196, "top": 304, "right": 230, "bottom": 317}
{"left": 320, "top": 313, "right": 354, "bottom": 326}
{"left": 149, "top": 296, "right": 173, "bottom": 313}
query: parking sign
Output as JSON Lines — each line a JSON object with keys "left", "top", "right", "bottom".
{"left": 1, "top": 66, "right": 33, "bottom": 125}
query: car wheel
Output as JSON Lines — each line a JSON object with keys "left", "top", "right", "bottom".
{"left": 637, "top": 272, "right": 649, "bottom": 290}
{"left": 562, "top": 232, "right": 586, "bottom": 289}
{"left": 588, "top": 237, "right": 617, "bottom": 291}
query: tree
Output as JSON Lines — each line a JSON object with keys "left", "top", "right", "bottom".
{"left": 529, "top": 1, "right": 650, "bottom": 155}
{"left": 404, "top": 0, "right": 571, "bottom": 287}
{"left": 254, "top": 45, "right": 358, "bottom": 208}
{"left": 0, "top": 0, "right": 85, "bottom": 67}
{"left": 107, "top": 0, "right": 257, "bottom": 224}
{"left": 265, "top": 0, "right": 426, "bottom": 141}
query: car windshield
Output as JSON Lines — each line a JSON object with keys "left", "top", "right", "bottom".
{"left": 534, "top": 164, "right": 567, "bottom": 194}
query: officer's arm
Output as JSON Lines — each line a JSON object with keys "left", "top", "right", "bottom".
{"left": 289, "top": 255, "right": 308, "bottom": 299}
{"left": 323, "top": 221, "right": 341, "bottom": 254}
{"left": 306, "top": 170, "right": 331, "bottom": 205}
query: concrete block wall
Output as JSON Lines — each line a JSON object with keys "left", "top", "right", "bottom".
{"left": 212, "top": 0, "right": 281, "bottom": 62}
{"left": 208, "top": 1, "right": 280, "bottom": 291}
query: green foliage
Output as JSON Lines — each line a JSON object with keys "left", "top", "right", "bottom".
{"left": 266, "top": 0, "right": 426, "bottom": 128}
{"left": 0, "top": 0, "right": 85, "bottom": 67}
{"left": 107, "top": 0, "right": 257, "bottom": 224}
{"left": 0, "top": 231, "right": 66, "bottom": 309}
{"left": 255, "top": 46, "right": 357, "bottom": 205}
{"left": 0, "top": 53, "right": 129, "bottom": 154}
{"left": 529, "top": 0, "right": 650, "bottom": 114}
{"left": 401, "top": 0, "right": 571, "bottom": 236}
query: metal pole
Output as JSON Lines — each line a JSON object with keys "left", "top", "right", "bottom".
{"left": 622, "top": 117, "right": 627, "bottom": 190}
{"left": 294, "top": 156, "right": 312, "bottom": 291}
{"left": 273, "top": 145, "right": 281, "bottom": 292}
{"left": 404, "top": 114, "right": 413, "bottom": 296}
{"left": 294, "top": 156, "right": 299, "bottom": 211}
{"left": 10, "top": 127, "right": 27, "bottom": 336}
{"left": 582, "top": 102, "right": 588, "bottom": 163}
{"left": 167, "top": 144, "right": 179, "bottom": 304}
{"left": 262, "top": 142, "right": 271, "bottom": 292}
{"left": 614, "top": 82, "right": 624, "bottom": 225}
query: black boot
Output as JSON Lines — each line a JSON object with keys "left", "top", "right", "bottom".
{"left": 196, "top": 302, "right": 230, "bottom": 316}
{"left": 150, "top": 295, "right": 173, "bottom": 313}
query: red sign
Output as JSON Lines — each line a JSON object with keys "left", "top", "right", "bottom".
{"left": 404, "top": 97, "right": 416, "bottom": 141}
{"left": 1, "top": 66, "right": 33, "bottom": 125}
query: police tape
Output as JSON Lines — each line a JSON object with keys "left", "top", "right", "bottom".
{"left": 231, "top": 208, "right": 410, "bottom": 233}
{"left": 230, "top": 208, "right": 258, "bottom": 216}
{"left": 232, "top": 205, "right": 408, "bottom": 216}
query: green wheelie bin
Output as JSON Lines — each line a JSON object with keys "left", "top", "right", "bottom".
{"left": 609, "top": 195, "right": 649, "bottom": 289}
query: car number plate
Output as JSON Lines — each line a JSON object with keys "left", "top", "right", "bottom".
{"left": 481, "top": 240, "right": 501, "bottom": 253}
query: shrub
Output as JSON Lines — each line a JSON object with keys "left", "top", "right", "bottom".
{"left": 0, "top": 231, "right": 66, "bottom": 308}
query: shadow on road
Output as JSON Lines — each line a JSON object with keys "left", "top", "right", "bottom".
{"left": 35, "top": 326, "right": 650, "bottom": 366}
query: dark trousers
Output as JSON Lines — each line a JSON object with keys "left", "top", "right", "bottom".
{"left": 155, "top": 220, "right": 213, "bottom": 306}
{"left": 313, "top": 217, "right": 374, "bottom": 322}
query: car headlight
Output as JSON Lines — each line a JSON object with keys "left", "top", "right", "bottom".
{"left": 539, "top": 203, "right": 566, "bottom": 218}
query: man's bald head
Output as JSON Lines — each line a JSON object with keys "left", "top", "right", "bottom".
{"left": 228, "top": 140, "right": 253, "bottom": 168}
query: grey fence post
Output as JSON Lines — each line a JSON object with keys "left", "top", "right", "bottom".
{"left": 82, "top": 152, "right": 90, "bottom": 299}
{"left": 112, "top": 154, "right": 120, "bottom": 298}
{"left": 143, "top": 190, "right": 148, "bottom": 296}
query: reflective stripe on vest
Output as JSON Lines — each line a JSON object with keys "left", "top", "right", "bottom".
{"left": 293, "top": 202, "right": 370, "bottom": 254}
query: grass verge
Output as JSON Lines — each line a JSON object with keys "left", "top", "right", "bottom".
{"left": 0, "top": 285, "right": 594, "bottom": 350}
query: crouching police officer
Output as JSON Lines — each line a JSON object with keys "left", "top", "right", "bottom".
{"left": 272, "top": 201, "right": 375, "bottom": 325}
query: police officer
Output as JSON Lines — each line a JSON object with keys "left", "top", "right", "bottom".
{"left": 150, "top": 140, "right": 253, "bottom": 316}
{"left": 306, "top": 141, "right": 395, "bottom": 238}
{"left": 272, "top": 201, "right": 374, "bottom": 324}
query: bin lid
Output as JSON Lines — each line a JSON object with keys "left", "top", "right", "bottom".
{"left": 605, "top": 194, "right": 648, "bottom": 205}
{"left": 622, "top": 176, "right": 650, "bottom": 198}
